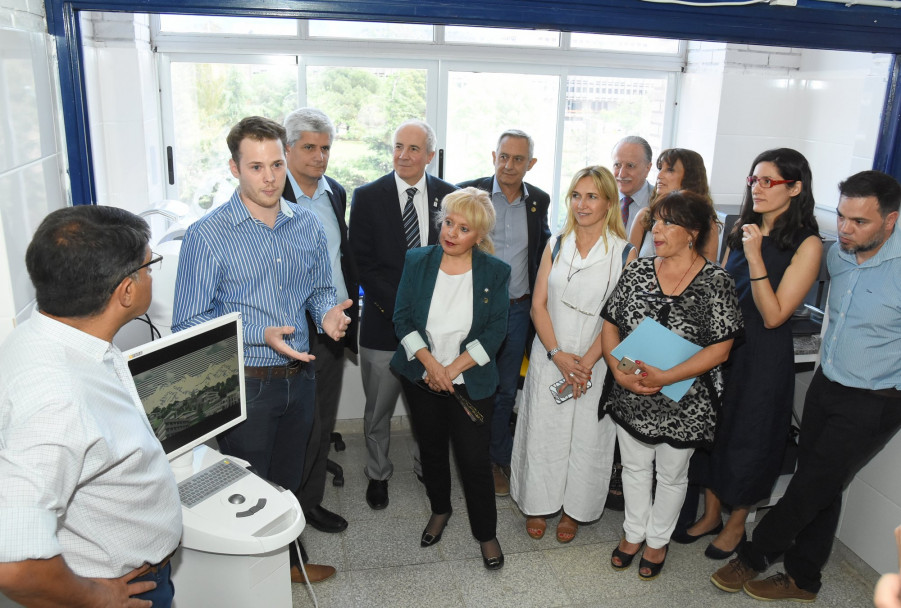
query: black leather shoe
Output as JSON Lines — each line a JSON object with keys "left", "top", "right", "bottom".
{"left": 480, "top": 539, "right": 504, "bottom": 571}
{"left": 420, "top": 511, "right": 452, "bottom": 547}
{"left": 366, "top": 479, "right": 389, "bottom": 510}
{"left": 672, "top": 519, "right": 723, "bottom": 544}
{"left": 705, "top": 531, "right": 746, "bottom": 560}
{"left": 305, "top": 505, "right": 348, "bottom": 533}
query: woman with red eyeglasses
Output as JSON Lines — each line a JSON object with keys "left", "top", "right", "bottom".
{"left": 674, "top": 148, "right": 823, "bottom": 560}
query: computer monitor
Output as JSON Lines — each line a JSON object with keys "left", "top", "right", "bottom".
{"left": 124, "top": 312, "right": 247, "bottom": 465}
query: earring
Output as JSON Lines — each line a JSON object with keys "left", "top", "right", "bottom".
{"left": 688, "top": 240, "right": 693, "bottom": 250}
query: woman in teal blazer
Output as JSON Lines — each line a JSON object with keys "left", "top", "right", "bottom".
{"left": 391, "top": 187, "right": 510, "bottom": 570}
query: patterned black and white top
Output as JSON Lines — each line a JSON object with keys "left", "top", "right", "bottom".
{"left": 601, "top": 257, "right": 742, "bottom": 448}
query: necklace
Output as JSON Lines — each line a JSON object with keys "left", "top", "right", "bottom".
{"left": 659, "top": 254, "right": 699, "bottom": 296}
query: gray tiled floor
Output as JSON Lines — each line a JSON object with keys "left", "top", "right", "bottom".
{"left": 292, "top": 427, "right": 880, "bottom": 608}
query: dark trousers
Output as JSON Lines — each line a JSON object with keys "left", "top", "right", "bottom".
{"left": 740, "top": 369, "right": 901, "bottom": 593}
{"left": 298, "top": 336, "right": 345, "bottom": 510}
{"left": 402, "top": 378, "right": 497, "bottom": 542}
{"left": 218, "top": 365, "right": 316, "bottom": 568}
{"left": 489, "top": 297, "right": 530, "bottom": 467}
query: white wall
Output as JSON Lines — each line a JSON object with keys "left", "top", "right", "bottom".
{"left": 0, "top": 1, "right": 69, "bottom": 342}
{"left": 676, "top": 42, "right": 889, "bottom": 231}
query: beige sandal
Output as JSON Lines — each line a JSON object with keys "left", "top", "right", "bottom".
{"left": 526, "top": 516, "right": 547, "bottom": 540}
{"left": 556, "top": 513, "right": 578, "bottom": 543}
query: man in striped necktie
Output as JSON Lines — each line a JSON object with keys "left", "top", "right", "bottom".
{"left": 349, "top": 120, "right": 457, "bottom": 511}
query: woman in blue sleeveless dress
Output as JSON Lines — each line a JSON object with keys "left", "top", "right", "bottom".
{"left": 675, "top": 148, "right": 823, "bottom": 559}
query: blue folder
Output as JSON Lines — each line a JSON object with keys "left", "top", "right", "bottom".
{"left": 610, "top": 317, "right": 702, "bottom": 402}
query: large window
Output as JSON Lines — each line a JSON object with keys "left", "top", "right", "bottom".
{"left": 153, "top": 19, "right": 679, "bottom": 226}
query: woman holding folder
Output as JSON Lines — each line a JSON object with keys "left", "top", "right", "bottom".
{"left": 601, "top": 190, "right": 741, "bottom": 580}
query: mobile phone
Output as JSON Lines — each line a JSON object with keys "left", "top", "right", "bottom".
{"left": 617, "top": 356, "right": 640, "bottom": 374}
{"left": 549, "top": 378, "right": 592, "bottom": 404}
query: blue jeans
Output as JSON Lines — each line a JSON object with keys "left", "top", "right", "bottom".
{"left": 218, "top": 364, "right": 316, "bottom": 493}
{"left": 132, "top": 562, "right": 174, "bottom": 607}
{"left": 489, "top": 297, "right": 531, "bottom": 467}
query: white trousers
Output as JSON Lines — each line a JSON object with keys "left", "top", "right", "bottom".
{"left": 616, "top": 425, "right": 694, "bottom": 549}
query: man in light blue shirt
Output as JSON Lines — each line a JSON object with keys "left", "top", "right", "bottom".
{"left": 713, "top": 170, "right": 901, "bottom": 602}
{"left": 173, "top": 116, "right": 352, "bottom": 584}
{"left": 458, "top": 129, "right": 551, "bottom": 495}
{"left": 282, "top": 108, "right": 358, "bottom": 536}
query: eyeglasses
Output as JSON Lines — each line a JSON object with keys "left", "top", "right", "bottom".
{"left": 112, "top": 252, "right": 163, "bottom": 291}
{"left": 746, "top": 176, "right": 795, "bottom": 189}
{"left": 415, "top": 380, "right": 485, "bottom": 425}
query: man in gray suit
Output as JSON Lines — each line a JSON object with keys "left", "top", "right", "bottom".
{"left": 349, "top": 120, "right": 457, "bottom": 510}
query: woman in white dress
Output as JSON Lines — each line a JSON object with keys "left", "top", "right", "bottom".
{"left": 510, "top": 166, "right": 636, "bottom": 543}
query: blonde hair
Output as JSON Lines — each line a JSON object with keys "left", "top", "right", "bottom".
{"left": 558, "top": 166, "right": 625, "bottom": 260}
{"left": 437, "top": 187, "right": 496, "bottom": 254}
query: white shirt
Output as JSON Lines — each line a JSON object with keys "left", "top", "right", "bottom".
{"left": 394, "top": 172, "right": 429, "bottom": 247}
{"left": 425, "top": 270, "right": 473, "bottom": 384}
{"left": 0, "top": 310, "right": 182, "bottom": 577}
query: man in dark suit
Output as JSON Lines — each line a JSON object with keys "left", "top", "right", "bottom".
{"left": 458, "top": 129, "right": 550, "bottom": 496}
{"left": 282, "top": 108, "right": 358, "bottom": 579}
{"left": 349, "top": 119, "right": 457, "bottom": 510}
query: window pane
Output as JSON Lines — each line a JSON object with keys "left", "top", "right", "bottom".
{"left": 170, "top": 62, "right": 298, "bottom": 209}
{"left": 159, "top": 15, "right": 296, "bottom": 36}
{"left": 560, "top": 75, "right": 668, "bottom": 226}
{"left": 445, "top": 26, "right": 559, "bottom": 47}
{"left": 306, "top": 66, "right": 427, "bottom": 202}
{"left": 571, "top": 33, "right": 680, "bottom": 54}
{"left": 445, "top": 71, "right": 559, "bottom": 201}
{"left": 309, "top": 20, "right": 433, "bottom": 42}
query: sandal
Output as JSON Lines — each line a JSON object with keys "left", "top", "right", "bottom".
{"left": 556, "top": 513, "right": 578, "bottom": 543}
{"left": 525, "top": 516, "right": 546, "bottom": 540}
{"left": 638, "top": 544, "right": 669, "bottom": 580}
{"left": 611, "top": 539, "right": 642, "bottom": 570}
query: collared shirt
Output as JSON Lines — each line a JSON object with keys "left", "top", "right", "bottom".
{"left": 394, "top": 172, "right": 429, "bottom": 247}
{"left": 172, "top": 189, "right": 337, "bottom": 366}
{"left": 286, "top": 172, "right": 348, "bottom": 302}
{"left": 620, "top": 180, "right": 653, "bottom": 234}
{"left": 0, "top": 310, "right": 182, "bottom": 578}
{"left": 821, "top": 228, "right": 901, "bottom": 390}
{"left": 490, "top": 177, "right": 530, "bottom": 299}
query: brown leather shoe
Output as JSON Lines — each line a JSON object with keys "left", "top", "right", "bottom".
{"left": 743, "top": 572, "right": 817, "bottom": 602}
{"left": 711, "top": 556, "right": 759, "bottom": 592}
{"left": 290, "top": 563, "right": 336, "bottom": 584}
{"left": 492, "top": 464, "right": 510, "bottom": 496}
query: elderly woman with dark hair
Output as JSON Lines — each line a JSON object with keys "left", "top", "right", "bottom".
{"left": 629, "top": 148, "right": 719, "bottom": 262}
{"left": 602, "top": 190, "right": 742, "bottom": 580}
{"left": 391, "top": 187, "right": 511, "bottom": 570}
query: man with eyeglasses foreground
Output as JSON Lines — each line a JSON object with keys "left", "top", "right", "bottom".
{"left": 173, "top": 116, "right": 353, "bottom": 584}
{"left": 457, "top": 129, "right": 550, "bottom": 496}
{"left": 0, "top": 206, "right": 182, "bottom": 607}
{"left": 711, "top": 170, "right": 901, "bottom": 602}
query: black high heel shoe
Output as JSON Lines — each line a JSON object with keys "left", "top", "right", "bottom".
{"left": 480, "top": 538, "right": 504, "bottom": 570}
{"left": 420, "top": 511, "right": 452, "bottom": 547}
{"left": 611, "top": 540, "right": 643, "bottom": 571}
{"left": 638, "top": 544, "right": 668, "bottom": 581}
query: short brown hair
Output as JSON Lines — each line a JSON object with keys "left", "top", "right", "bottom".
{"left": 226, "top": 116, "right": 287, "bottom": 163}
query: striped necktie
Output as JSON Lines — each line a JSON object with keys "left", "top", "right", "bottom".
{"left": 403, "top": 187, "right": 420, "bottom": 250}
{"left": 621, "top": 195, "right": 633, "bottom": 227}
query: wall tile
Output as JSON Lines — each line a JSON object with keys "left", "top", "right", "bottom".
{"left": 0, "top": 28, "right": 42, "bottom": 173}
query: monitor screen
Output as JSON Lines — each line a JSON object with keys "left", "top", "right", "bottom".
{"left": 124, "top": 312, "right": 247, "bottom": 462}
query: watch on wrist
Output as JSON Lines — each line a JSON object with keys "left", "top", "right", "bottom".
{"left": 547, "top": 347, "right": 561, "bottom": 360}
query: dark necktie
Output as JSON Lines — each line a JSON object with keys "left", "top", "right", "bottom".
{"left": 403, "top": 187, "right": 420, "bottom": 250}
{"left": 621, "top": 195, "right": 633, "bottom": 227}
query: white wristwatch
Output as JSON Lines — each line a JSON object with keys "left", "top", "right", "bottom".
{"left": 547, "top": 347, "right": 561, "bottom": 360}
